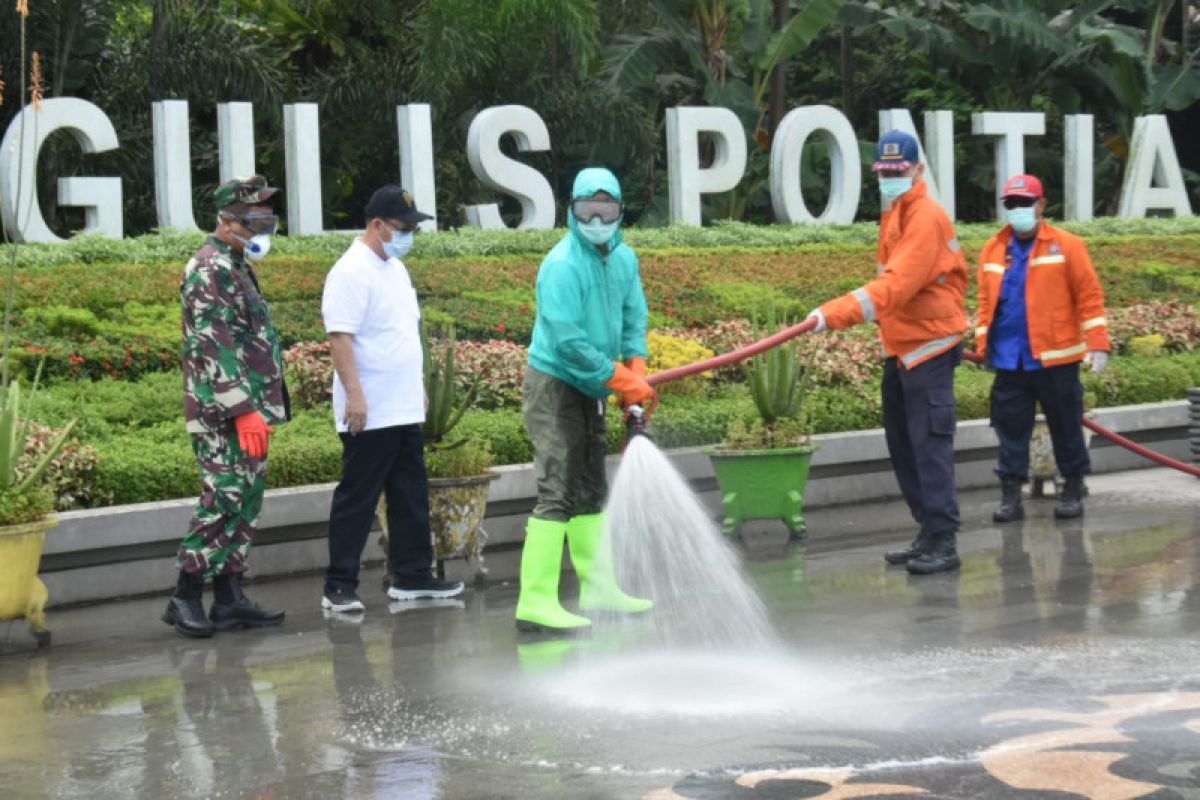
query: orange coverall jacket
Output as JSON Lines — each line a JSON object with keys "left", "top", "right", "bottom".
{"left": 820, "top": 181, "right": 967, "bottom": 369}
{"left": 975, "top": 221, "right": 1111, "bottom": 367}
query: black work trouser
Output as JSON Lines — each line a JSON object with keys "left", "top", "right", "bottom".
{"left": 882, "top": 345, "right": 962, "bottom": 538}
{"left": 325, "top": 423, "right": 434, "bottom": 593}
{"left": 990, "top": 362, "right": 1090, "bottom": 480}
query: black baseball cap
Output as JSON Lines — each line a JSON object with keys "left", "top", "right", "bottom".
{"left": 364, "top": 185, "right": 432, "bottom": 225}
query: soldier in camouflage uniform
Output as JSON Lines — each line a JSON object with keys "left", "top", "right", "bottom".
{"left": 162, "top": 175, "right": 290, "bottom": 638}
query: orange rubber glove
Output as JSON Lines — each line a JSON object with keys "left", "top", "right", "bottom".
{"left": 605, "top": 362, "right": 658, "bottom": 413}
{"left": 626, "top": 356, "right": 647, "bottom": 377}
{"left": 234, "top": 411, "right": 273, "bottom": 459}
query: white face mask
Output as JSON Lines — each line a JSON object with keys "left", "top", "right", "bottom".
{"left": 578, "top": 218, "right": 619, "bottom": 246}
{"left": 383, "top": 230, "right": 414, "bottom": 259}
{"left": 233, "top": 233, "right": 271, "bottom": 261}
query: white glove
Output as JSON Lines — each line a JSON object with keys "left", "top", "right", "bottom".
{"left": 806, "top": 309, "right": 827, "bottom": 334}
{"left": 1084, "top": 350, "right": 1109, "bottom": 373}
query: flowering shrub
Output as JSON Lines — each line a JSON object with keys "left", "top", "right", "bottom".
{"left": 283, "top": 341, "right": 333, "bottom": 410}
{"left": 18, "top": 422, "right": 100, "bottom": 510}
{"left": 653, "top": 320, "right": 754, "bottom": 382}
{"left": 646, "top": 332, "right": 715, "bottom": 395}
{"left": 1108, "top": 301, "right": 1200, "bottom": 354}
{"left": 446, "top": 339, "right": 527, "bottom": 410}
{"left": 801, "top": 327, "right": 884, "bottom": 393}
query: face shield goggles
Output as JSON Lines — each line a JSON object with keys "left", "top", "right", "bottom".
{"left": 223, "top": 210, "right": 280, "bottom": 236}
{"left": 571, "top": 197, "right": 624, "bottom": 225}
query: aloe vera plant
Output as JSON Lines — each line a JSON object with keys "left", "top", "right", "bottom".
{"left": 744, "top": 309, "right": 811, "bottom": 426}
{"left": 421, "top": 322, "right": 478, "bottom": 451}
{"left": 0, "top": 361, "right": 74, "bottom": 494}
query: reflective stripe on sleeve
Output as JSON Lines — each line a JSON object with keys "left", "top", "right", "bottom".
{"left": 1081, "top": 316, "right": 1107, "bottom": 331}
{"left": 852, "top": 287, "right": 876, "bottom": 323}
{"left": 975, "top": 326, "right": 988, "bottom": 338}
{"left": 983, "top": 263, "right": 1006, "bottom": 274}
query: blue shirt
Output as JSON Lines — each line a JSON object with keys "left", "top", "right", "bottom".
{"left": 990, "top": 235, "right": 1042, "bottom": 371}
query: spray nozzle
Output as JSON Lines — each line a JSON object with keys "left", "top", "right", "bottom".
{"left": 624, "top": 404, "right": 650, "bottom": 443}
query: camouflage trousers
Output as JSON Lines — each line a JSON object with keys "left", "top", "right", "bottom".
{"left": 176, "top": 429, "right": 268, "bottom": 577}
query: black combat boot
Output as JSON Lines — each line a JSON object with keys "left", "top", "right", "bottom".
{"left": 1054, "top": 475, "right": 1086, "bottom": 519}
{"left": 992, "top": 476, "right": 1025, "bottom": 523}
{"left": 210, "top": 573, "right": 286, "bottom": 631}
{"left": 162, "top": 571, "right": 215, "bottom": 638}
{"left": 884, "top": 529, "right": 933, "bottom": 566}
{"left": 906, "top": 531, "right": 962, "bottom": 575}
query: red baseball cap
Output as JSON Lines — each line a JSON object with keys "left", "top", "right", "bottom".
{"left": 1000, "top": 174, "right": 1044, "bottom": 200}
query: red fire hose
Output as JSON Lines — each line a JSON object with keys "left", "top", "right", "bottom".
{"left": 644, "top": 320, "right": 1200, "bottom": 478}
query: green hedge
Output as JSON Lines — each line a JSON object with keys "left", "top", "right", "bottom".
{"left": 44, "top": 349, "right": 1200, "bottom": 508}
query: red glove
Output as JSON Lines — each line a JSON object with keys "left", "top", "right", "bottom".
{"left": 605, "top": 362, "right": 658, "bottom": 414}
{"left": 626, "top": 356, "right": 647, "bottom": 377}
{"left": 234, "top": 411, "right": 273, "bottom": 459}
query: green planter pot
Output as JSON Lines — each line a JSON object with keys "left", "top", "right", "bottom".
{"left": 704, "top": 444, "right": 819, "bottom": 538}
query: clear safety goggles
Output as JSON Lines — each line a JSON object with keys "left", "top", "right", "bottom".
{"left": 571, "top": 197, "right": 624, "bottom": 225}
{"left": 225, "top": 211, "right": 280, "bottom": 236}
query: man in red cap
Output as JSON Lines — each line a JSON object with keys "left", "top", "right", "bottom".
{"left": 975, "top": 174, "right": 1111, "bottom": 521}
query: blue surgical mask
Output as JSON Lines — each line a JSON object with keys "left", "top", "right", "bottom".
{"left": 578, "top": 218, "right": 619, "bottom": 246}
{"left": 383, "top": 230, "right": 414, "bottom": 259}
{"left": 1006, "top": 207, "right": 1038, "bottom": 234}
{"left": 879, "top": 177, "right": 913, "bottom": 203}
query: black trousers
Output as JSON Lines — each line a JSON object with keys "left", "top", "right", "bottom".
{"left": 325, "top": 424, "right": 434, "bottom": 593}
{"left": 882, "top": 345, "right": 962, "bottom": 537}
{"left": 990, "top": 362, "right": 1090, "bottom": 480}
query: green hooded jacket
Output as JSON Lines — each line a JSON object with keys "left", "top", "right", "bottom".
{"left": 527, "top": 168, "right": 649, "bottom": 399}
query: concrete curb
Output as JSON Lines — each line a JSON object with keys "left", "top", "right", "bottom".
{"left": 41, "top": 400, "right": 1192, "bottom": 607}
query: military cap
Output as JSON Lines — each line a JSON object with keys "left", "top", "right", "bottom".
{"left": 213, "top": 175, "right": 279, "bottom": 210}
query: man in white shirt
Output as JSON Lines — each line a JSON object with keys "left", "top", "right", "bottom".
{"left": 320, "top": 185, "right": 463, "bottom": 613}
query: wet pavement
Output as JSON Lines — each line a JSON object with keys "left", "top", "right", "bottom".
{"left": 1, "top": 467, "right": 1198, "bottom": 799}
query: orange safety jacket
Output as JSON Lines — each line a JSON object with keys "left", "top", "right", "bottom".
{"left": 975, "top": 221, "right": 1110, "bottom": 367}
{"left": 820, "top": 181, "right": 967, "bottom": 369}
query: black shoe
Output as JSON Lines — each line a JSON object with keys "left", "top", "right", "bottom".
{"left": 884, "top": 529, "right": 933, "bottom": 565}
{"left": 322, "top": 588, "right": 365, "bottom": 614}
{"left": 1055, "top": 475, "right": 1085, "bottom": 519}
{"left": 906, "top": 534, "right": 962, "bottom": 575}
{"left": 209, "top": 574, "right": 285, "bottom": 630}
{"left": 993, "top": 476, "right": 1025, "bottom": 523}
{"left": 162, "top": 572, "right": 214, "bottom": 638}
{"left": 388, "top": 574, "right": 465, "bottom": 601}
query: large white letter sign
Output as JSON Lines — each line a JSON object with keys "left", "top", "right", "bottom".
{"left": 666, "top": 107, "right": 747, "bottom": 226}
{"left": 0, "top": 98, "right": 122, "bottom": 243}
{"left": 878, "top": 108, "right": 955, "bottom": 220}
{"left": 1119, "top": 115, "right": 1193, "bottom": 219}
{"left": 971, "top": 111, "right": 1045, "bottom": 219}
{"left": 770, "top": 105, "right": 860, "bottom": 224}
{"left": 397, "top": 104, "right": 437, "bottom": 233}
{"left": 284, "top": 103, "right": 324, "bottom": 235}
{"left": 464, "top": 105, "right": 554, "bottom": 230}
{"left": 217, "top": 102, "right": 256, "bottom": 184}
{"left": 152, "top": 100, "right": 199, "bottom": 231}
{"left": 1063, "top": 115, "right": 1094, "bottom": 222}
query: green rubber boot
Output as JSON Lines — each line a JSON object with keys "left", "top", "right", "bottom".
{"left": 567, "top": 513, "right": 653, "bottom": 614}
{"left": 515, "top": 518, "right": 592, "bottom": 634}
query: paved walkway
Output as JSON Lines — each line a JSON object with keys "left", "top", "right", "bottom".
{"left": 1, "top": 468, "right": 1198, "bottom": 799}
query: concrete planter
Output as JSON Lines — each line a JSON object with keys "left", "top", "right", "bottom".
{"left": 0, "top": 515, "right": 58, "bottom": 648}
{"left": 36, "top": 400, "right": 1192, "bottom": 608}
{"left": 706, "top": 444, "right": 819, "bottom": 537}
{"left": 378, "top": 471, "right": 500, "bottom": 584}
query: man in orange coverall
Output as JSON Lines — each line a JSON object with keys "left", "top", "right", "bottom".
{"left": 975, "top": 174, "right": 1111, "bottom": 522}
{"left": 806, "top": 130, "right": 968, "bottom": 575}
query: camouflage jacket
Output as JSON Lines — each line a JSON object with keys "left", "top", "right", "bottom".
{"left": 181, "top": 237, "right": 289, "bottom": 434}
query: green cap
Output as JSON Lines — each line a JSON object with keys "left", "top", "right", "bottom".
{"left": 213, "top": 175, "right": 279, "bottom": 210}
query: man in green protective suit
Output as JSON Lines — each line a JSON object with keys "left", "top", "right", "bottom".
{"left": 516, "top": 167, "right": 658, "bottom": 634}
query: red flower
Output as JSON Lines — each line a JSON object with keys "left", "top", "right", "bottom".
{"left": 68, "top": 354, "right": 85, "bottom": 365}
{"left": 496, "top": 324, "right": 506, "bottom": 332}
{"left": 519, "top": 304, "right": 530, "bottom": 312}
